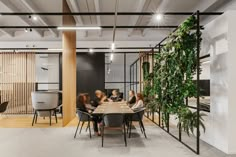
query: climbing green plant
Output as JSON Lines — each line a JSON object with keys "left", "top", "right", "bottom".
{"left": 142, "top": 62, "right": 152, "bottom": 97}
{"left": 147, "top": 15, "right": 205, "bottom": 136}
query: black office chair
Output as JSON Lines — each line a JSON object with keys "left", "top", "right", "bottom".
{"left": 0, "top": 101, "right": 9, "bottom": 116}
{"left": 101, "top": 113, "right": 127, "bottom": 147}
{"left": 74, "top": 109, "right": 93, "bottom": 139}
{"left": 128, "top": 108, "right": 147, "bottom": 138}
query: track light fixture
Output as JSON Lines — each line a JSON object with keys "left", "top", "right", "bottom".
{"left": 25, "top": 28, "right": 32, "bottom": 32}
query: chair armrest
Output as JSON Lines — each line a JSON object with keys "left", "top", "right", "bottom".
{"left": 133, "top": 107, "right": 146, "bottom": 114}
{"left": 57, "top": 104, "right": 63, "bottom": 108}
{"left": 76, "top": 109, "right": 93, "bottom": 118}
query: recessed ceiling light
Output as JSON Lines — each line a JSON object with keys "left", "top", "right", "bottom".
{"left": 89, "top": 48, "right": 94, "bottom": 53}
{"left": 25, "top": 28, "right": 28, "bottom": 33}
{"left": 155, "top": 13, "right": 163, "bottom": 21}
{"left": 32, "top": 16, "right": 38, "bottom": 21}
{"left": 57, "top": 26, "right": 102, "bottom": 30}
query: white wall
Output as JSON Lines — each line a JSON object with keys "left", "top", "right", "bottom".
{"left": 201, "top": 11, "right": 236, "bottom": 154}
{"left": 35, "top": 54, "right": 59, "bottom": 90}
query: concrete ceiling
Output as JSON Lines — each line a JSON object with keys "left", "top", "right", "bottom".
{"left": 0, "top": 0, "right": 234, "bottom": 49}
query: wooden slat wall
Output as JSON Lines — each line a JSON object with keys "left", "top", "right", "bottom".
{"left": 0, "top": 52, "right": 36, "bottom": 114}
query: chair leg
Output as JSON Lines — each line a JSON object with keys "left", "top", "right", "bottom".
{"left": 32, "top": 111, "right": 36, "bottom": 126}
{"left": 86, "top": 123, "right": 89, "bottom": 132}
{"left": 126, "top": 116, "right": 130, "bottom": 134}
{"left": 54, "top": 110, "right": 58, "bottom": 123}
{"left": 129, "top": 120, "right": 132, "bottom": 138}
{"left": 101, "top": 125, "right": 104, "bottom": 147}
{"left": 79, "top": 121, "right": 85, "bottom": 134}
{"left": 35, "top": 112, "right": 38, "bottom": 124}
{"left": 74, "top": 119, "right": 81, "bottom": 138}
{"left": 138, "top": 120, "right": 144, "bottom": 134}
{"left": 49, "top": 111, "right": 52, "bottom": 126}
{"left": 140, "top": 120, "right": 147, "bottom": 138}
{"left": 123, "top": 124, "right": 127, "bottom": 147}
{"left": 88, "top": 120, "right": 91, "bottom": 139}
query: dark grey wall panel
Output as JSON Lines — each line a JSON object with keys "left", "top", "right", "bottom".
{"left": 59, "top": 53, "right": 105, "bottom": 99}
{"left": 76, "top": 53, "right": 105, "bottom": 98}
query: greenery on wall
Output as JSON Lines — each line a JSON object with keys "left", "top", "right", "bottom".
{"left": 144, "top": 15, "right": 205, "bottom": 136}
{"left": 142, "top": 62, "right": 152, "bottom": 97}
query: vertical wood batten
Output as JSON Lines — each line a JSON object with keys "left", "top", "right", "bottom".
{"left": 62, "top": 0, "right": 77, "bottom": 126}
{"left": 0, "top": 52, "right": 36, "bottom": 114}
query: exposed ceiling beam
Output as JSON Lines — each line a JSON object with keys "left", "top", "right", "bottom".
{"left": 66, "top": 0, "right": 87, "bottom": 37}
{"left": 94, "top": 0, "right": 102, "bottom": 36}
{"left": 20, "top": 0, "right": 58, "bottom": 37}
{"left": 0, "top": 29, "right": 14, "bottom": 37}
{"left": 0, "top": 0, "right": 43, "bottom": 37}
{"left": 127, "top": 0, "right": 149, "bottom": 36}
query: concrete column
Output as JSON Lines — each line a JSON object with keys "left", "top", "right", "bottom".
{"left": 201, "top": 11, "right": 236, "bottom": 154}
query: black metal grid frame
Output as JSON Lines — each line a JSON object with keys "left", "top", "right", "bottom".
{"left": 0, "top": 12, "right": 222, "bottom": 30}
{"left": 105, "top": 52, "right": 141, "bottom": 100}
{"left": 129, "top": 11, "right": 216, "bottom": 155}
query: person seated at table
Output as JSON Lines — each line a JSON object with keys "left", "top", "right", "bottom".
{"left": 109, "top": 90, "right": 121, "bottom": 102}
{"left": 76, "top": 94, "right": 89, "bottom": 112}
{"left": 131, "top": 93, "right": 144, "bottom": 111}
{"left": 101, "top": 92, "right": 109, "bottom": 102}
{"left": 83, "top": 93, "right": 96, "bottom": 110}
{"left": 127, "top": 90, "right": 136, "bottom": 107}
{"left": 92, "top": 90, "right": 105, "bottom": 107}
{"left": 76, "top": 94, "right": 101, "bottom": 136}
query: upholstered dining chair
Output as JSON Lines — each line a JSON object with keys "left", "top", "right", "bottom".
{"left": 101, "top": 113, "right": 127, "bottom": 147}
{"left": 127, "top": 107, "right": 147, "bottom": 138}
{"left": 74, "top": 109, "right": 93, "bottom": 139}
{"left": 31, "top": 91, "right": 58, "bottom": 126}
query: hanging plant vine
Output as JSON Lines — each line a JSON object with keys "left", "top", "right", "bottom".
{"left": 147, "top": 15, "right": 206, "bottom": 136}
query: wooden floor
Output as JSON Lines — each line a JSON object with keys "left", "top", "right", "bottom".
{"left": 0, "top": 114, "right": 158, "bottom": 128}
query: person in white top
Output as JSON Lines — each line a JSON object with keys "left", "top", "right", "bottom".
{"left": 131, "top": 93, "right": 144, "bottom": 111}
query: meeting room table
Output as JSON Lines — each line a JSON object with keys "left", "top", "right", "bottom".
{"left": 92, "top": 101, "right": 134, "bottom": 115}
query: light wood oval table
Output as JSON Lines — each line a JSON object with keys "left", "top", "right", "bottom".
{"left": 92, "top": 102, "right": 134, "bottom": 115}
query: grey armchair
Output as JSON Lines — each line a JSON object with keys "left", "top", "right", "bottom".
{"left": 31, "top": 91, "right": 58, "bottom": 126}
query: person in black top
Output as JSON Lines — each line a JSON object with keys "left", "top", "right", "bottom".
{"left": 109, "top": 90, "right": 122, "bottom": 102}
{"left": 76, "top": 94, "right": 101, "bottom": 136}
{"left": 127, "top": 90, "right": 136, "bottom": 107}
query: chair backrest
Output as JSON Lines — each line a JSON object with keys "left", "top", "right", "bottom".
{"left": 77, "top": 110, "right": 90, "bottom": 121}
{"left": 132, "top": 107, "right": 146, "bottom": 121}
{"left": 103, "top": 113, "right": 124, "bottom": 127}
{"left": 0, "top": 101, "right": 9, "bottom": 113}
{"left": 31, "top": 92, "right": 58, "bottom": 110}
